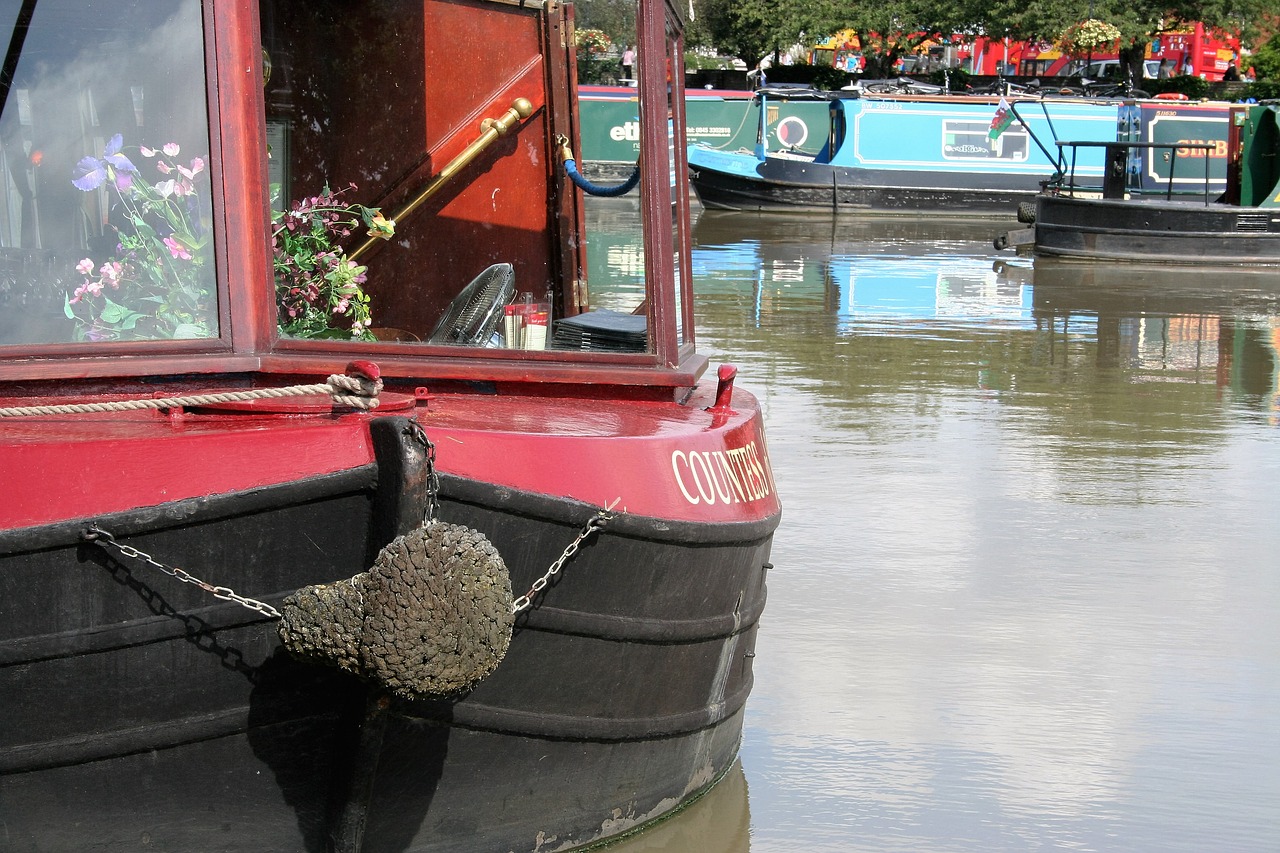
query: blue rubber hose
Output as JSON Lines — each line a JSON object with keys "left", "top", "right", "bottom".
{"left": 563, "top": 158, "right": 640, "bottom": 197}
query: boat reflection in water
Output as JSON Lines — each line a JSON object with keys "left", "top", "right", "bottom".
{"left": 686, "top": 210, "right": 1280, "bottom": 414}
{"left": 602, "top": 759, "right": 751, "bottom": 853}
{"left": 1026, "top": 260, "right": 1280, "bottom": 409}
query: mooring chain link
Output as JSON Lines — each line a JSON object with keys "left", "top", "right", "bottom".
{"left": 83, "top": 527, "right": 283, "bottom": 619}
{"left": 511, "top": 499, "right": 619, "bottom": 614}
{"left": 403, "top": 420, "right": 616, "bottom": 614}
{"left": 405, "top": 420, "right": 440, "bottom": 523}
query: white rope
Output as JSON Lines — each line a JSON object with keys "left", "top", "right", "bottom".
{"left": 0, "top": 372, "right": 382, "bottom": 418}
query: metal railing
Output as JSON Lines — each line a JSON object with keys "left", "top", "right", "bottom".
{"left": 1053, "top": 140, "right": 1216, "bottom": 203}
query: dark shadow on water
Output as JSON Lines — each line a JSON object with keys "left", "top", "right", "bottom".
{"left": 246, "top": 652, "right": 454, "bottom": 853}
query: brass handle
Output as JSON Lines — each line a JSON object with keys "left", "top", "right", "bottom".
{"left": 347, "top": 97, "right": 535, "bottom": 262}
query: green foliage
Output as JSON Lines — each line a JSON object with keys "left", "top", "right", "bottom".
{"left": 64, "top": 135, "right": 215, "bottom": 341}
{"left": 929, "top": 66, "right": 971, "bottom": 90}
{"left": 690, "top": 0, "right": 1271, "bottom": 79}
{"left": 1241, "top": 79, "right": 1280, "bottom": 100}
{"left": 577, "top": 54, "right": 620, "bottom": 84}
{"left": 685, "top": 51, "right": 735, "bottom": 71}
{"left": 273, "top": 184, "right": 391, "bottom": 341}
{"left": 691, "top": 0, "right": 826, "bottom": 69}
{"left": 1252, "top": 34, "right": 1280, "bottom": 80}
{"left": 575, "top": 0, "right": 636, "bottom": 56}
{"left": 1144, "top": 75, "right": 1213, "bottom": 98}
{"left": 762, "top": 62, "right": 856, "bottom": 90}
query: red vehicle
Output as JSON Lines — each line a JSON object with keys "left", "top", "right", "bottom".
{"left": 1149, "top": 23, "right": 1243, "bottom": 81}
{"left": 821, "top": 24, "right": 1242, "bottom": 81}
{"left": 1015, "top": 23, "right": 1241, "bottom": 81}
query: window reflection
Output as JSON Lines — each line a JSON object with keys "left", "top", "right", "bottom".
{"left": 0, "top": 0, "right": 216, "bottom": 345}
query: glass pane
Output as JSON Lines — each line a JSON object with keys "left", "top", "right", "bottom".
{"left": 572, "top": 0, "right": 651, "bottom": 353}
{"left": 264, "top": 0, "right": 571, "bottom": 348}
{"left": 264, "top": 0, "right": 656, "bottom": 355}
{"left": 0, "top": 0, "right": 216, "bottom": 345}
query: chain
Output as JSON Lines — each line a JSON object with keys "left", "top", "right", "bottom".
{"left": 405, "top": 420, "right": 440, "bottom": 523}
{"left": 511, "top": 498, "right": 619, "bottom": 614}
{"left": 403, "top": 419, "right": 615, "bottom": 614}
{"left": 83, "top": 527, "right": 282, "bottom": 619}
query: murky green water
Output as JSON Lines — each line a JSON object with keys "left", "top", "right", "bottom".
{"left": 595, "top": 202, "right": 1280, "bottom": 853}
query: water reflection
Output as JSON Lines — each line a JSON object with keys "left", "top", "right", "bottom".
{"left": 591, "top": 202, "right": 1280, "bottom": 853}
{"left": 687, "top": 210, "right": 1280, "bottom": 417}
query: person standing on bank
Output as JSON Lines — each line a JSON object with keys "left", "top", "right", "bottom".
{"left": 621, "top": 45, "right": 635, "bottom": 82}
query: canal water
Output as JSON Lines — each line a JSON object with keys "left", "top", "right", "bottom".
{"left": 591, "top": 201, "right": 1280, "bottom": 853}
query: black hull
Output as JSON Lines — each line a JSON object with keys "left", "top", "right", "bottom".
{"left": 689, "top": 157, "right": 1046, "bottom": 216}
{"left": 1034, "top": 195, "right": 1280, "bottom": 264}
{"left": 0, "top": 420, "right": 776, "bottom": 852}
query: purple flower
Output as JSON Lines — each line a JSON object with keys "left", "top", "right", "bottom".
{"left": 71, "top": 134, "right": 138, "bottom": 191}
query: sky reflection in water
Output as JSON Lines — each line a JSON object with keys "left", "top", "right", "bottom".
{"left": 595, "top": 202, "right": 1280, "bottom": 853}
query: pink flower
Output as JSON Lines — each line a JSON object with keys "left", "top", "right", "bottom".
{"left": 164, "top": 236, "right": 192, "bottom": 260}
{"left": 99, "top": 261, "right": 123, "bottom": 284}
{"left": 76, "top": 258, "right": 94, "bottom": 275}
{"left": 163, "top": 143, "right": 181, "bottom": 157}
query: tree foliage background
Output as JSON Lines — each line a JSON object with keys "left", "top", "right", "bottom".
{"left": 575, "top": 0, "right": 1280, "bottom": 80}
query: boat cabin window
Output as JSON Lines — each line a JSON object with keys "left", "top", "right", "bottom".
{"left": 0, "top": 0, "right": 216, "bottom": 345}
{"left": 0, "top": 0, "right": 697, "bottom": 376}
{"left": 261, "top": 0, "right": 685, "bottom": 357}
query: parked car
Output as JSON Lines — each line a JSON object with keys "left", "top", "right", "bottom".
{"left": 1080, "top": 59, "right": 1161, "bottom": 80}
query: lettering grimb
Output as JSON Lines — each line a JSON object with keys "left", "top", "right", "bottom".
{"left": 670, "top": 442, "right": 774, "bottom": 506}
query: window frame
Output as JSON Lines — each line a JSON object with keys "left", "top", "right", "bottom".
{"left": 0, "top": 0, "right": 705, "bottom": 389}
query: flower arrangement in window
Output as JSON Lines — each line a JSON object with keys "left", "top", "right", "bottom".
{"left": 272, "top": 184, "right": 394, "bottom": 341}
{"left": 1059, "top": 19, "right": 1122, "bottom": 54}
{"left": 65, "top": 134, "right": 214, "bottom": 340}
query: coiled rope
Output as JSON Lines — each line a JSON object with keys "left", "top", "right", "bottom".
{"left": 0, "top": 361, "right": 383, "bottom": 418}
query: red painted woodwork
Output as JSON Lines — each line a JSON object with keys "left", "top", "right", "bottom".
{"left": 1, "top": 378, "right": 778, "bottom": 529}
{"left": 0, "top": 0, "right": 773, "bottom": 531}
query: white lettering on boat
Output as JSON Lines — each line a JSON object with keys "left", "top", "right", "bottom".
{"left": 670, "top": 441, "right": 775, "bottom": 506}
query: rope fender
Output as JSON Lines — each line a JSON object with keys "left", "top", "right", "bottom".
{"left": 278, "top": 520, "right": 514, "bottom": 698}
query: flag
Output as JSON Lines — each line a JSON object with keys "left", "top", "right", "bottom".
{"left": 988, "top": 97, "right": 1014, "bottom": 140}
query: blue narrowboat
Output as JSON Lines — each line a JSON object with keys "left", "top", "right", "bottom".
{"left": 687, "top": 90, "right": 1230, "bottom": 216}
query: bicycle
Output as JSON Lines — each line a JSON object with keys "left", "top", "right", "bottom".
{"left": 1076, "top": 69, "right": 1150, "bottom": 99}
{"left": 862, "top": 76, "right": 948, "bottom": 96}
{"left": 966, "top": 77, "right": 1043, "bottom": 98}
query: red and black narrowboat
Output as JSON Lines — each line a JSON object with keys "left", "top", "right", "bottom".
{"left": 0, "top": 1, "right": 780, "bottom": 850}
